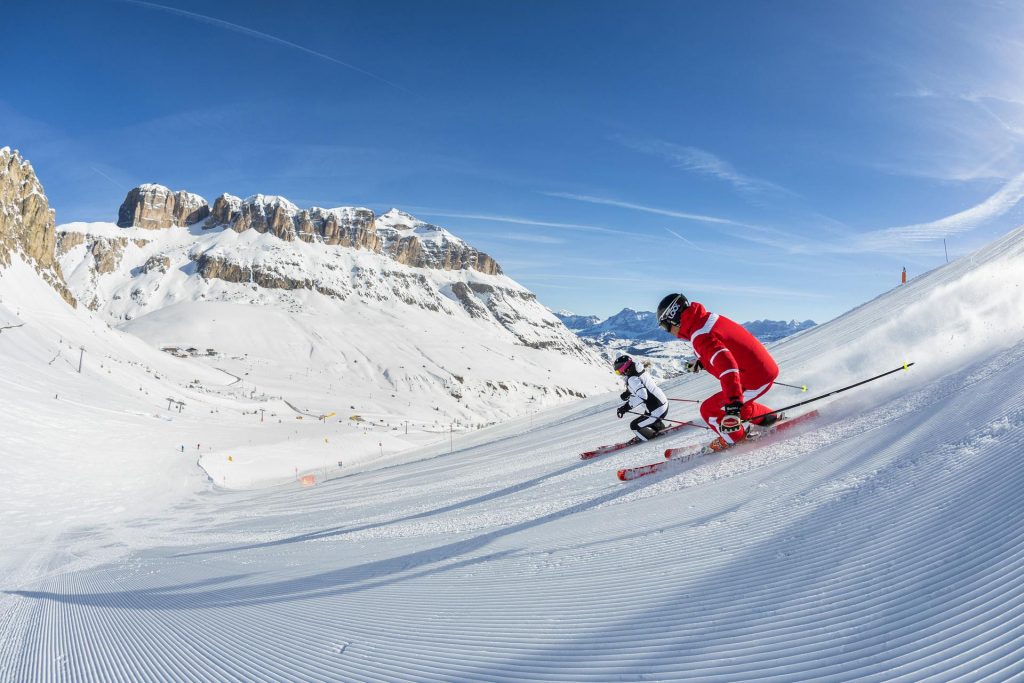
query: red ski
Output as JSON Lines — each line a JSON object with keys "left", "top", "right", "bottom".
{"left": 618, "top": 410, "right": 820, "bottom": 480}
{"left": 579, "top": 421, "right": 699, "bottom": 460}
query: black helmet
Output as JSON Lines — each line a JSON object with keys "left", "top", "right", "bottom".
{"left": 613, "top": 355, "right": 636, "bottom": 376}
{"left": 657, "top": 293, "right": 688, "bottom": 331}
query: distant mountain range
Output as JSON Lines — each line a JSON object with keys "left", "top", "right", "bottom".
{"left": 555, "top": 308, "right": 815, "bottom": 344}
{"left": 553, "top": 308, "right": 816, "bottom": 378}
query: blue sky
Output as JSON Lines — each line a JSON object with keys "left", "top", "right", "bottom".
{"left": 5, "top": 0, "right": 1024, "bottom": 323}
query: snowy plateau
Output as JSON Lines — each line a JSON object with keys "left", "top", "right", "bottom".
{"left": 2, "top": 153, "right": 1024, "bottom": 680}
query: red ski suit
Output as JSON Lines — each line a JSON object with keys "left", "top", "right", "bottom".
{"left": 673, "top": 302, "right": 779, "bottom": 443}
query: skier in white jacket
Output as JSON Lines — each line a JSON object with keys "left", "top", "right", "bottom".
{"left": 613, "top": 355, "right": 669, "bottom": 442}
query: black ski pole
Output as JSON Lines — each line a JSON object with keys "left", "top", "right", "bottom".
{"left": 774, "top": 381, "right": 807, "bottom": 392}
{"left": 748, "top": 362, "right": 915, "bottom": 424}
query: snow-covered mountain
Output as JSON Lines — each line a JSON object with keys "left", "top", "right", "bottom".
{"left": 552, "top": 309, "right": 601, "bottom": 332}
{"left": 5, "top": 146, "right": 1024, "bottom": 680}
{"left": 554, "top": 308, "right": 817, "bottom": 379}
{"left": 4, "top": 159, "right": 1024, "bottom": 679}
{"left": 561, "top": 307, "right": 677, "bottom": 342}
{"left": 740, "top": 318, "right": 817, "bottom": 342}
{"left": 54, "top": 183, "right": 619, "bottom": 431}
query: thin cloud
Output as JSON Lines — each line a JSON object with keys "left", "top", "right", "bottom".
{"left": 614, "top": 136, "right": 792, "bottom": 196}
{"left": 525, "top": 272, "right": 826, "bottom": 299}
{"left": 544, "top": 189, "right": 774, "bottom": 237}
{"left": 118, "top": 0, "right": 412, "bottom": 94}
{"left": 416, "top": 210, "right": 638, "bottom": 237}
{"left": 463, "top": 232, "right": 566, "bottom": 245}
{"left": 544, "top": 191, "right": 742, "bottom": 226}
{"left": 545, "top": 190, "right": 822, "bottom": 254}
{"left": 664, "top": 227, "right": 712, "bottom": 252}
{"left": 848, "top": 170, "right": 1024, "bottom": 252}
{"left": 89, "top": 166, "right": 124, "bottom": 191}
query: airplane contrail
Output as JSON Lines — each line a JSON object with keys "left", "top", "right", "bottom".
{"left": 118, "top": 0, "right": 413, "bottom": 94}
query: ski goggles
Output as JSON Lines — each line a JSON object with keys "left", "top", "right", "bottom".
{"left": 614, "top": 360, "right": 632, "bottom": 375}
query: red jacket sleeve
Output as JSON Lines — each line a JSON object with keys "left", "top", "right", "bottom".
{"left": 693, "top": 333, "right": 743, "bottom": 403}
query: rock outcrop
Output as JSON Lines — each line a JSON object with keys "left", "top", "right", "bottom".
{"left": 300, "top": 207, "right": 379, "bottom": 249}
{"left": 194, "top": 253, "right": 350, "bottom": 299}
{"left": 117, "top": 184, "right": 210, "bottom": 229}
{"left": 376, "top": 209, "right": 502, "bottom": 276}
{"left": 0, "top": 147, "right": 76, "bottom": 306}
{"left": 203, "top": 197, "right": 500, "bottom": 275}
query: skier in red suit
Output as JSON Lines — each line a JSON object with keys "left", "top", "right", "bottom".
{"left": 657, "top": 293, "right": 779, "bottom": 450}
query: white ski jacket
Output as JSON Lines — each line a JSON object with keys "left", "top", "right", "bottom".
{"left": 625, "top": 370, "right": 668, "bottom": 414}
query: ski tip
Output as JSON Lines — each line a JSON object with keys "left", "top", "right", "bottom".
{"left": 663, "top": 449, "right": 672, "bottom": 459}
{"left": 616, "top": 469, "right": 629, "bottom": 481}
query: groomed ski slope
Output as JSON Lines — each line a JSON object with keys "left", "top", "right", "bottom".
{"left": 3, "top": 227, "right": 1024, "bottom": 682}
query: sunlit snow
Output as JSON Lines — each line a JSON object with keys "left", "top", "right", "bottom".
{"left": 1, "top": 226, "right": 1023, "bottom": 681}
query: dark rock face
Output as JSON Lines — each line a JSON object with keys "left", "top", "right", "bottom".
{"left": 117, "top": 184, "right": 210, "bottom": 229}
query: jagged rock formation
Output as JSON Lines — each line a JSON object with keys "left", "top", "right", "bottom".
{"left": 204, "top": 196, "right": 500, "bottom": 276}
{"left": 90, "top": 237, "right": 130, "bottom": 274}
{"left": 117, "top": 184, "right": 210, "bottom": 229}
{"left": 113, "top": 184, "right": 504, "bottom": 277}
{"left": 0, "top": 147, "right": 76, "bottom": 306}
{"left": 376, "top": 210, "right": 502, "bottom": 276}
{"left": 58, "top": 184, "right": 599, "bottom": 359}
{"left": 193, "top": 253, "right": 350, "bottom": 300}
{"left": 209, "top": 194, "right": 381, "bottom": 250}
{"left": 140, "top": 255, "right": 171, "bottom": 274}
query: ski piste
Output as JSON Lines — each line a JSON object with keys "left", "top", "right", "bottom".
{"left": 579, "top": 421, "right": 699, "bottom": 460}
{"left": 617, "top": 410, "right": 820, "bottom": 481}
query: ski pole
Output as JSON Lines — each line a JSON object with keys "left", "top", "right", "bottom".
{"left": 668, "top": 397, "right": 701, "bottom": 403}
{"left": 625, "top": 411, "right": 710, "bottom": 430}
{"left": 748, "top": 362, "right": 915, "bottom": 424}
{"left": 774, "top": 381, "right": 807, "bottom": 392}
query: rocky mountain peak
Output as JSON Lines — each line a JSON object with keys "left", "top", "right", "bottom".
{"left": 117, "top": 184, "right": 211, "bottom": 229}
{"left": 378, "top": 208, "right": 422, "bottom": 227}
{"left": 198, "top": 192, "right": 501, "bottom": 275}
{"left": 0, "top": 147, "right": 76, "bottom": 306}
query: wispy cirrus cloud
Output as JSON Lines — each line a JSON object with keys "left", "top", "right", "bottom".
{"left": 843, "top": 170, "right": 1024, "bottom": 252}
{"left": 415, "top": 210, "right": 639, "bottom": 237}
{"left": 462, "top": 232, "right": 566, "bottom": 245}
{"left": 545, "top": 190, "right": 819, "bottom": 252}
{"left": 523, "top": 272, "right": 826, "bottom": 299}
{"left": 543, "top": 191, "right": 744, "bottom": 227}
{"left": 118, "top": 0, "right": 412, "bottom": 94}
{"left": 664, "top": 227, "right": 714, "bottom": 252}
{"left": 613, "top": 135, "right": 792, "bottom": 196}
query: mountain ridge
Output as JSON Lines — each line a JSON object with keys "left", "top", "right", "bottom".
{"left": 53, "top": 181, "right": 620, "bottom": 427}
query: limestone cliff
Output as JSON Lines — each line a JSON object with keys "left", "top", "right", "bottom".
{"left": 204, "top": 196, "right": 500, "bottom": 275}
{"left": 117, "top": 184, "right": 210, "bottom": 229}
{"left": 0, "top": 148, "right": 76, "bottom": 306}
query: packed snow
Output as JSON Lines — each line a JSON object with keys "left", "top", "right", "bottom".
{"left": 1, "top": 226, "right": 1023, "bottom": 681}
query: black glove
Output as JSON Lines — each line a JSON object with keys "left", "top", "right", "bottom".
{"left": 620, "top": 390, "right": 631, "bottom": 401}
{"left": 720, "top": 401, "right": 743, "bottom": 433}
{"left": 685, "top": 360, "right": 703, "bottom": 374}
{"left": 616, "top": 403, "right": 630, "bottom": 419}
